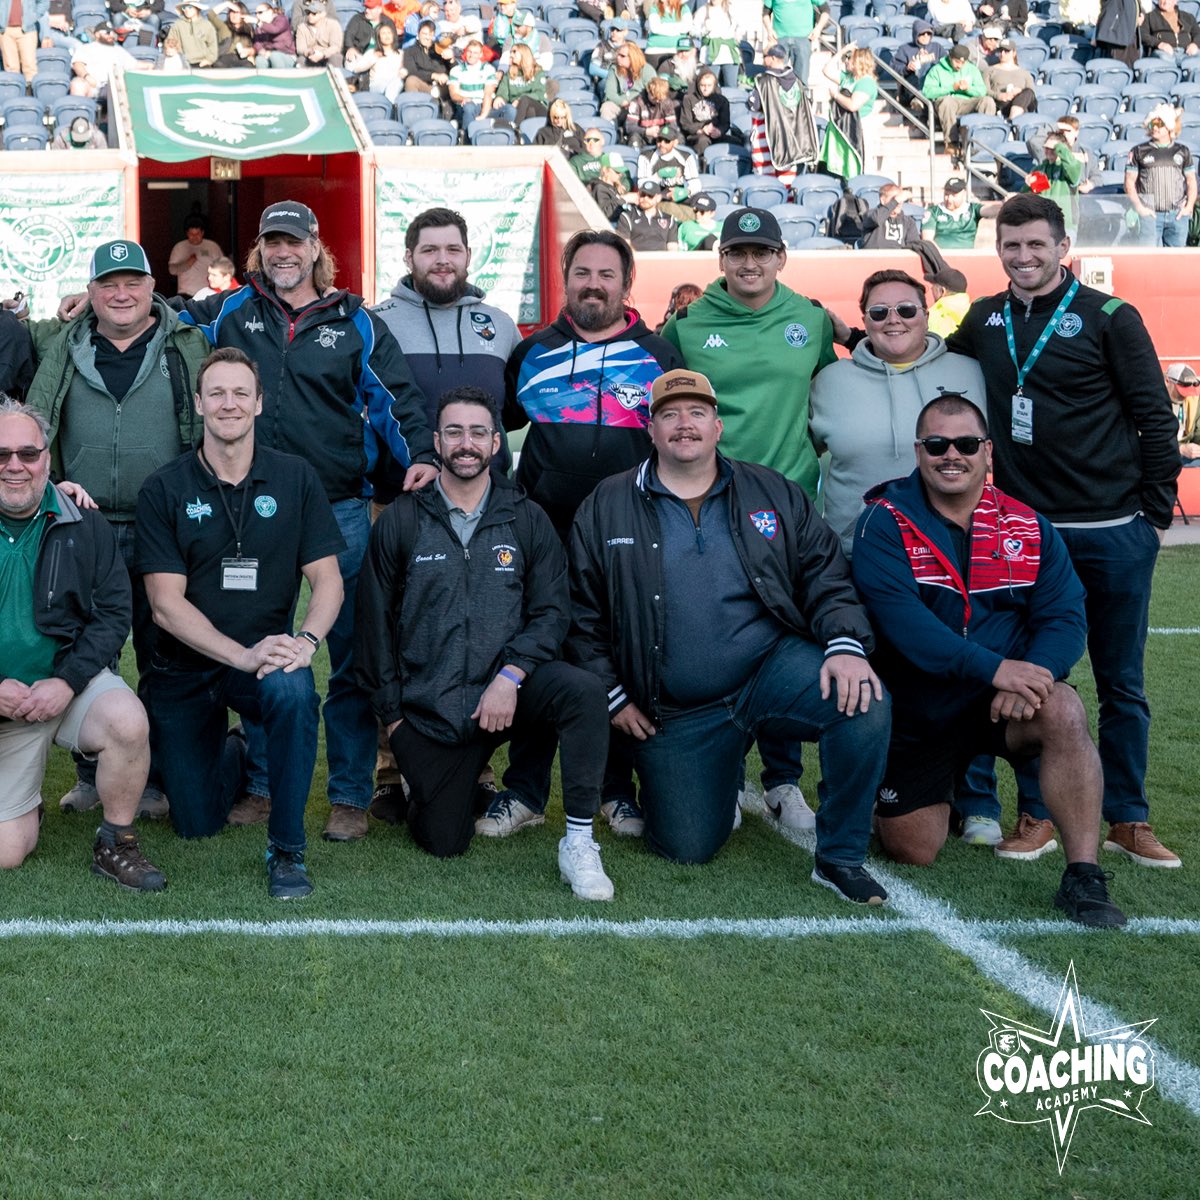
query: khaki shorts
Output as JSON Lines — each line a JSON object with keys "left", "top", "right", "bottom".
{"left": 0, "top": 669, "right": 130, "bottom": 823}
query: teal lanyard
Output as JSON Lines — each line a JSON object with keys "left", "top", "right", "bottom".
{"left": 1003, "top": 277, "right": 1079, "bottom": 395}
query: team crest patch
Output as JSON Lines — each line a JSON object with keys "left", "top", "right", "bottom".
{"left": 738, "top": 212, "right": 762, "bottom": 233}
{"left": 784, "top": 323, "right": 809, "bottom": 348}
{"left": 254, "top": 495, "right": 278, "bottom": 518}
{"left": 470, "top": 311, "right": 496, "bottom": 341}
{"left": 749, "top": 510, "right": 777, "bottom": 539}
{"left": 1055, "top": 313, "right": 1082, "bottom": 339}
{"left": 315, "top": 325, "right": 345, "bottom": 349}
{"left": 612, "top": 383, "right": 645, "bottom": 410}
{"left": 1003, "top": 537, "right": 1024, "bottom": 558}
{"left": 495, "top": 544, "right": 515, "bottom": 569}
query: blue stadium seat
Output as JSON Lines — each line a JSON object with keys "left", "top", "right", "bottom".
{"left": 886, "top": 16, "right": 916, "bottom": 41}
{"left": 1088, "top": 169, "right": 1128, "bottom": 192}
{"left": 549, "top": 40, "right": 572, "bottom": 70}
{"left": 839, "top": 16, "right": 883, "bottom": 44}
{"left": 565, "top": 98, "right": 598, "bottom": 124}
{"left": 35, "top": 46, "right": 72, "bottom": 75}
{"left": 125, "top": 45, "right": 161, "bottom": 65}
{"left": 1017, "top": 44, "right": 1050, "bottom": 73}
{"left": 393, "top": 93, "right": 439, "bottom": 124}
{"left": 2, "top": 97, "right": 45, "bottom": 129}
{"left": 518, "top": 116, "right": 547, "bottom": 143}
{"left": 586, "top": 115, "right": 617, "bottom": 144}
{"left": 543, "top": 3, "right": 576, "bottom": 31}
{"left": 693, "top": 173, "right": 735, "bottom": 206}
{"left": 4, "top": 127, "right": 48, "bottom": 150}
{"left": 789, "top": 236, "right": 849, "bottom": 250}
{"left": 1032, "top": 85, "right": 1073, "bottom": 120}
{"left": 958, "top": 113, "right": 1010, "bottom": 164}
{"left": 737, "top": 174, "right": 787, "bottom": 208}
{"left": 1133, "top": 57, "right": 1181, "bottom": 89}
{"left": 1122, "top": 84, "right": 1171, "bottom": 114}
{"left": 791, "top": 179, "right": 841, "bottom": 215}
{"left": 469, "top": 119, "right": 518, "bottom": 145}
{"left": 547, "top": 64, "right": 590, "bottom": 87}
{"left": 1183, "top": 52, "right": 1200, "bottom": 82}
{"left": 1111, "top": 109, "right": 1147, "bottom": 135}
{"left": 353, "top": 92, "right": 393, "bottom": 123}
{"left": 1042, "top": 60, "right": 1085, "bottom": 94}
{"left": 1103, "top": 138, "right": 1139, "bottom": 169}
{"left": 0, "top": 71, "right": 25, "bottom": 104}
{"left": 408, "top": 117, "right": 458, "bottom": 146}
{"left": 1085, "top": 57, "right": 1134, "bottom": 89}
{"left": 30, "top": 75, "right": 68, "bottom": 104}
{"left": 1010, "top": 112, "right": 1054, "bottom": 144}
{"left": 1073, "top": 83, "right": 1121, "bottom": 120}
{"left": 777, "top": 214, "right": 822, "bottom": 246}
{"left": 1072, "top": 115, "right": 1114, "bottom": 156}
{"left": 702, "top": 143, "right": 751, "bottom": 183}
{"left": 366, "top": 119, "right": 408, "bottom": 146}
{"left": 52, "top": 96, "right": 98, "bottom": 129}
{"left": 1047, "top": 34, "right": 1093, "bottom": 64}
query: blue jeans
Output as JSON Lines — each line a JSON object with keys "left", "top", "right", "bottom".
{"left": 778, "top": 37, "right": 812, "bottom": 87}
{"left": 244, "top": 497, "right": 376, "bottom": 809}
{"left": 634, "top": 637, "right": 890, "bottom": 865}
{"left": 955, "top": 754, "right": 1045, "bottom": 823}
{"left": 1149, "top": 211, "right": 1188, "bottom": 248}
{"left": 147, "top": 659, "right": 319, "bottom": 853}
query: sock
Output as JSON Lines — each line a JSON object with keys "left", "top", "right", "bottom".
{"left": 1064, "top": 861, "right": 1101, "bottom": 877}
{"left": 565, "top": 816, "right": 593, "bottom": 846}
{"left": 98, "top": 819, "right": 134, "bottom": 847}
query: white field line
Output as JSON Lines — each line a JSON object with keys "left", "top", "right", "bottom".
{"left": 1148, "top": 627, "right": 1200, "bottom": 634}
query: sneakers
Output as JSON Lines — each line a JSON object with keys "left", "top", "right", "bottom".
{"left": 59, "top": 781, "right": 100, "bottom": 813}
{"left": 731, "top": 795, "right": 742, "bottom": 831}
{"left": 994, "top": 814, "right": 1059, "bottom": 861}
{"left": 323, "top": 803, "right": 369, "bottom": 842}
{"left": 1054, "top": 864, "right": 1127, "bottom": 929}
{"left": 92, "top": 831, "right": 167, "bottom": 892}
{"left": 558, "top": 836, "right": 615, "bottom": 901}
{"left": 475, "top": 791, "right": 545, "bottom": 838}
{"left": 960, "top": 816, "right": 1004, "bottom": 847}
{"left": 135, "top": 787, "right": 169, "bottom": 821}
{"left": 267, "top": 849, "right": 313, "bottom": 900}
{"left": 811, "top": 857, "right": 888, "bottom": 906}
{"left": 765, "top": 784, "right": 816, "bottom": 832}
{"left": 368, "top": 782, "right": 408, "bottom": 826}
{"left": 600, "top": 797, "right": 645, "bottom": 837}
{"left": 227, "top": 793, "right": 271, "bottom": 827}
{"left": 1103, "top": 821, "right": 1182, "bottom": 868}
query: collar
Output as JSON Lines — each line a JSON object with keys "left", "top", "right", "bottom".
{"left": 1006, "top": 266, "right": 1072, "bottom": 310}
{"left": 435, "top": 474, "right": 491, "bottom": 517}
{"left": 194, "top": 444, "right": 265, "bottom": 490}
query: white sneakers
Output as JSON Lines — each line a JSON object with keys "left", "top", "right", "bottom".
{"left": 764, "top": 784, "right": 816, "bottom": 832}
{"left": 558, "top": 837, "right": 614, "bottom": 901}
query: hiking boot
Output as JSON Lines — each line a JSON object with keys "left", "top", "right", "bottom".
{"left": 368, "top": 782, "right": 408, "bottom": 826}
{"left": 267, "top": 849, "right": 313, "bottom": 900}
{"left": 558, "top": 836, "right": 615, "bottom": 901}
{"left": 765, "top": 784, "right": 816, "bottom": 832}
{"left": 1054, "top": 864, "right": 1127, "bottom": 928}
{"left": 92, "top": 830, "right": 167, "bottom": 892}
{"left": 227, "top": 793, "right": 271, "bottom": 826}
{"left": 475, "top": 791, "right": 545, "bottom": 838}
{"left": 1103, "top": 822, "right": 1181, "bottom": 868}
{"left": 135, "top": 787, "right": 169, "bottom": 821}
{"left": 960, "top": 816, "right": 1004, "bottom": 847}
{"left": 323, "top": 804, "right": 369, "bottom": 842}
{"left": 59, "top": 781, "right": 100, "bottom": 813}
{"left": 811, "top": 857, "right": 888, "bottom": 906}
{"left": 600, "top": 797, "right": 645, "bottom": 837}
{"left": 994, "top": 814, "right": 1059, "bottom": 861}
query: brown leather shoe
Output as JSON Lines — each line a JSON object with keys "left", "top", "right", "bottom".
{"left": 993, "top": 814, "right": 1059, "bottom": 861}
{"left": 1104, "top": 822, "right": 1182, "bottom": 868}
{"left": 227, "top": 793, "right": 271, "bottom": 826}
{"left": 323, "top": 803, "right": 369, "bottom": 842}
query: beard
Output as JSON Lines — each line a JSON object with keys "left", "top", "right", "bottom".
{"left": 415, "top": 268, "right": 470, "bottom": 306}
{"left": 567, "top": 290, "right": 624, "bottom": 332}
{"left": 444, "top": 448, "right": 491, "bottom": 480}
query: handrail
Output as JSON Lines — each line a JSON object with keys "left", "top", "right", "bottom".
{"left": 869, "top": 52, "right": 938, "bottom": 199}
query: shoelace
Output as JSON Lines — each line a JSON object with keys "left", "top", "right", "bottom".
{"left": 1067, "top": 869, "right": 1114, "bottom": 901}
{"left": 611, "top": 800, "right": 640, "bottom": 822}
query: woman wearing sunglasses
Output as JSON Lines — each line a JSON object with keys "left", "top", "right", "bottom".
{"left": 809, "top": 268, "right": 985, "bottom": 559}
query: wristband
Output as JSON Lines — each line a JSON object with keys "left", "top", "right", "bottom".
{"left": 497, "top": 667, "right": 523, "bottom": 688}
{"left": 298, "top": 630, "right": 321, "bottom": 651}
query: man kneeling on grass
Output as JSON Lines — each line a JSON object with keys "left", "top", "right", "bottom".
{"left": 567, "top": 370, "right": 891, "bottom": 905}
{"left": 851, "top": 394, "right": 1126, "bottom": 928}
{"left": 0, "top": 399, "right": 164, "bottom": 890}
{"left": 355, "top": 386, "right": 615, "bottom": 900}
{"left": 135, "top": 349, "right": 345, "bottom": 899}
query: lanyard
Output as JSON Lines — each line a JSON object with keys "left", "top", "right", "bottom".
{"left": 198, "top": 449, "right": 252, "bottom": 558}
{"left": 1003, "top": 277, "right": 1079, "bottom": 395}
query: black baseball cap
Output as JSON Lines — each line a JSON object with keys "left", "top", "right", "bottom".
{"left": 719, "top": 207, "right": 784, "bottom": 250}
{"left": 258, "top": 200, "right": 319, "bottom": 239}
{"left": 692, "top": 193, "right": 716, "bottom": 213}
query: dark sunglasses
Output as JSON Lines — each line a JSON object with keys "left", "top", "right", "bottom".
{"left": 917, "top": 435, "right": 985, "bottom": 457}
{"left": 865, "top": 302, "right": 923, "bottom": 322}
{"left": 0, "top": 446, "right": 47, "bottom": 465}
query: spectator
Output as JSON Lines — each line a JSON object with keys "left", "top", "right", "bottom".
{"left": 926, "top": 0, "right": 976, "bottom": 41}
{"left": 636, "top": 125, "right": 699, "bottom": 218}
{"left": 295, "top": 0, "right": 344, "bottom": 66}
{"left": 751, "top": 43, "right": 820, "bottom": 178}
{"left": 570, "top": 126, "right": 612, "bottom": 183}
{"left": 645, "top": 0, "right": 695, "bottom": 64}
{"left": 600, "top": 40, "right": 656, "bottom": 124}
{"left": 824, "top": 44, "right": 881, "bottom": 175}
{"left": 402, "top": 18, "right": 450, "bottom": 101}
{"left": 111, "top": 0, "right": 164, "bottom": 47}
{"left": 1167, "top": 362, "right": 1200, "bottom": 465}
{"left": 1142, "top": 0, "right": 1200, "bottom": 59}
{"left": 679, "top": 66, "right": 737, "bottom": 155}
{"left": 1096, "top": 0, "right": 1141, "bottom": 66}
{"left": 253, "top": 1, "right": 297, "bottom": 67}
{"left": 625, "top": 75, "right": 678, "bottom": 149}
{"left": 975, "top": 0, "right": 1028, "bottom": 33}
{"left": 344, "top": 0, "right": 396, "bottom": 68}
{"left": 985, "top": 36, "right": 1036, "bottom": 118}
{"left": 1025, "top": 126, "right": 1086, "bottom": 240}
{"left": 1027, "top": 115, "right": 1094, "bottom": 192}
{"left": 174, "top": 1, "right": 220, "bottom": 67}
{"left": 211, "top": 0, "right": 257, "bottom": 66}
{"left": 0, "top": 0, "right": 43, "bottom": 81}
{"left": 437, "top": 0, "right": 480, "bottom": 50}
{"left": 859, "top": 183, "right": 921, "bottom": 249}
{"left": 70, "top": 22, "right": 137, "bottom": 99}
{"left": 677, "top": 193, "right": 719, "bottom": 250}
{"left": 660, "top": 36, "right": 702, "bottom": 95}
{"left": 449, "top": 37, "right": 499, "bottom": 125}
{"left": 493, "top": 42, "right": 548, "bottom": 124}
{"left": 762, "top": 0, "right": 830, "bottom": 89}
{"left": 589, "top": 157, "right": 635, "bottom": 223}
{"left": 356, "top": 20, "right": 407, "bottom": 99}
{"left": 168, "top": 214, "right": 225, "bottom": 300}
{"left": 700, "top": 0, "right": 746, "bottom": 89}
{"left": 967, "top": 24, "right": 1003, "bottom": 69}
{"left": 190, "top": 256, "right": 239, "bottom": 299}
{"left": 922, "top": 177, "right": 1000, "bottom": 248}
{"left": 533, "top": 97, "right": 583, "bottom": 157}
{"left": 655, "top": 281, "right": 703, "bottom": 329}
{"left": 0, "top": 305, "right": 33, "bottom": 397}
{"left": 922, "top": 42, "right": 996, "bottom": 153}
{"left": 43, "top": 0, "right": 78, "bottom": 52}
{"left": 500, "top": 8, "right": 551, "bottom": 72}
{"left": 485, "top": 0, "right": 518, "bottom": 55}
{"left": 402, "top": 0, "right": 438, "bottom": 47}
{"left": 158, "top": 27, "right": 188, "bottom": 70}
{"left": 51, "top": 114, "right": 107, "bottom": 149}
{"left": 587, "top": 18, "right": 629, "bottom": 84}
{"left": 1125, "top": 104, "right": 1197, "bottom": 247}
{"left": 924, "top": 263, "right": 971, "bottom": 338}
{"left": 892, "top": 21, "right": 938, "bottom": 119}
{"left": 617, "top": 179, "right": 681, "bottom": 249}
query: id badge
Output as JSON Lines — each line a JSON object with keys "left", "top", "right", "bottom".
{"left": 1011, "top": 394, "right": 1033, "bottom": 445}
{"left": 221, "top": 557, "right": 259, "bottom": 591}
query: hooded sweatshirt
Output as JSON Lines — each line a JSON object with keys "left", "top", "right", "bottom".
{"left": 661, "top": 279, "right": 835, "bottom": 497}
{"left": 809, "top": 333, "right": 986, "bottom": 557}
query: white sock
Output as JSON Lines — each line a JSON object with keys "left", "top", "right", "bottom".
{"left": 565, "top": 816, "right": 593, "bottom": 846}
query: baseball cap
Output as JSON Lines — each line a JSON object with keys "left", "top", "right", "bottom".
{"left": 949, "top": 43, "right": 970, "bottom": 61}
{"left": 515, "top": 9, "right": 535, "bottom": 26}
{"left": 656, "top": 124, "right": 680, "bottom": 142}
{"left": 763, "top": 43, "right": 787, "bottom": 61}
{"left": 258, "top": 200, "right": 318, "bottom": 239}
{"left": 944, "top": 177, "right": 966, "bottom": 194}
{"left": 610, "top": 17, "right": 630, "bottom": 30}
{"left": 649, "top": 369, "right": 718, "bottom": 415}
{"left": 599, "top": 150, "right": 624, "bottom": 168}
{"left": 676, "top": 35, "right": 698, "bottom": 50}
{"left": 91, "top": 19, "right": 114, "bottom": 32}
{"left": 998, "top": 37, "right": 1015, "bottom": 50}
{"left": 638, "top": 179, "right": 662, "bottom": 196}
{"left": 90, "top": 239, "right": 152, "bottom": 282}
{"left": 719, "top": 206, "right": 784, "bottom": 250}
{"left": 303, "top": 0, "right": 323, "bottom": 12}
{"left": 981, "top": 24, "right": 1003, "bottom": 38}
{"left": 1167, "top": 362, "right": 1200, "bottom": 386}
{"left": 692, "top": 193, "right": 716, "bottom": 213}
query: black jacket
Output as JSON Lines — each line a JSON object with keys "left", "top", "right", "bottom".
{"left": 1140, "top": 8, "right": 1200, "bottom": 51}
{"left": 1, "top": 484, "right": 131, "bottom": 695}
{"left": 678, "top": 79, "right": 732, "bottom": 144}
{"left": 355, "top": 476, "right": 568, "bottom": 744}
{"left": 567, "top": 454, "right": 874, "bottom": 725}
{"left": 344, "top": 11, "right": 396, "bottom": 56}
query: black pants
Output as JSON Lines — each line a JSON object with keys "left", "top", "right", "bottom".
{"left": 391, "top": 660, "right": 609, "bottom": 858}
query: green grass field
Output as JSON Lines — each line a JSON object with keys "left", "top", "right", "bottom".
{"left": 2, "top": 550, "right": 1197, "bottom": 1200}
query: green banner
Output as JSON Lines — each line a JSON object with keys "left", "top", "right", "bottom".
{"left": 375, "top": 167, "right": 542, "bottom": 325}
{"left": 122, "top": 72, "right": 358, "bottom": 162}
{"left": 0, "top": 172, "right": 126, "bottom": 319}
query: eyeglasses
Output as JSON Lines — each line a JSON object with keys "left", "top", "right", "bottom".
{"left": 438, "top": 425, "right": 495, "bottom": 444}
{"left": 865, "top": 302, "right": 925, "bottom": 322}
{"left": 721, "top": 246, "right": 778, "bottom": 264}
{"left": 0, "top": 446, "right": 47, "bottom": 466}
{"left": 917, "top": 435, "right": 986, "bottom": 457}
{"left": 583, "top": 136, "right": 602, "bottom": 143}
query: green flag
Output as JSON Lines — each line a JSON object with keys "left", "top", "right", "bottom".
{"left": 819, "top": 120, "right": 862, "bottom": 181}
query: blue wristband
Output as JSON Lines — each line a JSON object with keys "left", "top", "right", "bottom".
{"left": 498, "top": 668, "right": 523, "bottom": 688}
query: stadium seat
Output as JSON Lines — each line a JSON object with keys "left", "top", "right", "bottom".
{"left": 0, "top": 71, "right": 24, "bottom": 104}
{"left": 839, "top": 16, "right": 883, "bottom": 44}
{"left": 126, "top": 45, "right": 161, "bottom": 65}
{"left": 1103, "top": 138, "right": 1139, "bottom": 169}
{"left": 1085, "top": 57, "right": 1134, "bottom": 90}
{"left": 958, "top": 113, "right": 1011, "bottom": 164}
{"left": 777, "top": 214, "right": 822, "bottom": 246}
{"left": 549, "top": 41, "right": 572, "bottom": 70}
{"left": 587, "top": 116, "right": 617, "bottom": 144}
{"left": 712, "top": 202, "right": 740, "bottom": 222}
{"left": 789, "top": 236, "right": 849, "bottom": 249}
{"left": 51, "top": 96, "right": 98, "bottom": 129}
{"left": 1047, "top": 33, "right": 1093, "bottom": 64}
{"left": 408, "top": 117, "right": 458, "bottom": 146}
{"left": 565, "top": 98, "right": 598, "bottom": 124}
{"left": 1133, "top": 57, "right": 1181, "bottom": 89}
{"left": 792, "top": 179, "right": 842, "bottom": 215}
{"left": 1017, "top": 44, "right": 1050, "bottom": 73}
{"left": 1123, "top": 84, "right": 1171, "bottom": 114}
{"left": 2, "top": 97, "right": 45, "bottom": 129}
{"left": 702, "top": 143, "right": 751, "bottom": 183}
{"left": 1183, "top": 52, "right": 1200, "bottom": 82}
{"left": 725, "top": 98, "right": 751, "bottom": 138}
{"left": 737, "top": 174, "right": 787, "bottom": 208}
{"left": 3, "top": 127, "right": 48, "bottom": 150}
{"left": 1010, "top": 112, "right": 1054, "bottom": 144}
{"left": 547, "top": 65, "right": 590, "bottom": 87}
{"left": 394, "top": 94, "right": 439, "bottom": 124}
{"left": 847, "top": 172, "right": 893, "bottom": 194}
{"left": 353, "top": 92, "right": 393, "bottom": 124}
{"left": 692, "top": 172, "right": 735, "bottom": 206}
{"left": 35, "top": 47, "right": 72, "bottom": 75}
{"left": 1088, "top": 169, "right": 1128, "bottom": 193}
{"left": 1072, "top": 114, "right": 1114, "bottom": 155}
{"left": 557, "top": 17, "right": 598, "bottom": 53}
{"left": 1042, "top": 60, "right": 1086, "bottom": 94}
{"left": 518, "top": 116, "right": 547, "bottom": 143}
{"left": 1111, "top": 110, "right": 1146, "bottom": 135}
{"left": 543, "top": 3, "right": 576, "bottom": 31}
{"left": 366, "top": 119, "right": 408, "bottom": 146}
{"left": 886, "top": 16, "right": 916, "bottom": 41}
{"left": 1174, "top": 81, "right": 1200, "bottom": 112}
{"left": 998, "top": 142, "right": 1035, "bottom": 192}
{"left": 1032, "top": 85, "right": 1073, "bottom": 120}
{"left": 470, "top": 120, "right": 518, "bottom": 146}
{"left": 30, "top": 75, "right": 68, "bottom": 104}
{"left": 1073, "top": 83, "right": 1122, "bottom": 120}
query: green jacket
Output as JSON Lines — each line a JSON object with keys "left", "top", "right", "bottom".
{"left": 661, "top": 279, "right": 836, "bottom": 497}
{"left": 922, "top": 57, "right": 987, "bottom": 100}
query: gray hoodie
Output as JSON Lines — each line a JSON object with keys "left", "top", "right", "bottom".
{"left": 809, "top": 333, "right": 986, "bottom": 557}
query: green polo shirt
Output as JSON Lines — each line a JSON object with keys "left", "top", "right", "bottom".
{"left": 922, "top": 201, "right": 984, "bottom": 250}
{"left": 0, "top": 486, "right": 63, "bottom": 685}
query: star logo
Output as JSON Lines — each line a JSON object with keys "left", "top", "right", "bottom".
{"left": 975, "top": 962, "right": 1156, "bottom": 1174}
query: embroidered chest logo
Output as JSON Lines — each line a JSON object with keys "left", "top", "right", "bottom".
{"left": 749, "top": 510, "right": 777, "bottom": 540}
{"left": 703, "top": 333, "right": 729, "bottom": 349}
{"left": 244, "top": 317, "right": 265, "bottom": 334}
{"left": 160, "top": 355, "right": 170, "bottom": 379}
{"left": 470, "top": 311, "right": 496, "bottom": 341}
{"left": 1055, "top": 313, "right": 1082, "bottom": 339}
{"left": 186, "top": 497, "right": 213, "bottom": 524}
{"left": 985, "top": 311, "right": 1005, "bottom": 328}
{"left": 1003, "top": 536, "right": 1024, "bottom": 558}
{"left": 612, "top": 383, "right": 645, "bottom": 410}
{"left": 254, "top": 496, "right": 278, "bottom": 518}
{"left": 315, "top": 326, "right": 345, "bottom": 349}
{"left": 494, "top": 543, "right": 516, "bottom": 571}
{"left": 784, "top": 323, "right": 809, "bottom": 348}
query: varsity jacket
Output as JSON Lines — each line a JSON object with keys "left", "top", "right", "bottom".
{"left": 178, "top": 274, "right": 434, "bottom": 503}
{"left": 946, "top": 271, "right": 1180, "bottom": 527}
{"left": 0, "top": 484, "right": 131, "bottom": 696}
{"left": 504, "top": 308, "right": 683, "bottom": 537}
{"left": 852, "top": 470, "right": 1086, "bottom": 728}
{"left": 355, "top": 477, "right": 567, "bottom": 745}
{"left": 567, "top": 453, "right": 873, "bottom": 725}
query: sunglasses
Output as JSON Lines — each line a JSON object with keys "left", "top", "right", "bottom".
{"left": 583, "top": 136, "right": 602, "bottom": 143}
{"left": 865, "top": 302, "right": 924, "bottom": 322}
{"left": 0, "top": 446, "right": 47, "bottom": 465}
{"left": 917, "top": 435, "right": 986, "bottom": 457}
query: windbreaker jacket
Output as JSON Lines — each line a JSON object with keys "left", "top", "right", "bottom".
{"left": 355, "top": 477, "right": 568, "bottom": 744}
{"left": 922, "top": 57, "right": 988, "bottom": 100}
{"left": 179, "top": 274, "right": 433, "bottom": 502}
{"left": 0, "top": 484, "right": 131, "bottom": 695}
{"left": 567, "top": 454, "right": 874, "bottom": 725}
{"left": 852, "top": 470, "right": 1086, "bottom": 728}
{"left": 504, "top": 308, "right": 683, "bottom": 536}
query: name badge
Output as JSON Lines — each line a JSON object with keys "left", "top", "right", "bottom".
{"left": 221, "top": 557, "right": 259, "bottom": 591}
{"left": 1012, "top": 394, "right": 1034, "bottom": 446}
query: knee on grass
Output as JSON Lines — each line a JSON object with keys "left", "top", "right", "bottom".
{"left": 877, "top": 806, "right": 948, "bottom": 867}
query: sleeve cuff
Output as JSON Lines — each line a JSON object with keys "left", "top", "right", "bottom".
{"left": 824, "top": 638, "right": 866, "bottom": 659}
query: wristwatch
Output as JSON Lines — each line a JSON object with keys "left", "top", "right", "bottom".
{"left": 298, "top": 630, "right": 321, "bottom": 651}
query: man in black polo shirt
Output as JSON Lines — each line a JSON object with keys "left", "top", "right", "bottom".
{"left": 135, "top": 348, "right": 346, "bottom": 898}
{"left": 616, "top": 180, "right": 680, "bottom": 251}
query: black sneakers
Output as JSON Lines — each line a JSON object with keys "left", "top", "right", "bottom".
{"left": 1055, "top": 864, "right": 1127, "bottom": 929}
{"left": 811, "top": 858, "right": 888, "bottom": 906}
{"left": 267, "top": 849, "right": 313, "bottom": 900}
{"left": 92, "top": 831, "right": 167, "bottom": 892}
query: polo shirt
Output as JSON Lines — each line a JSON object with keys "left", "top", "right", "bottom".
{"left": 922, "top": 201, "right": 984, "bottom": 249}
{"left": 0, "top": 486, "right": 63, "bottom": 685}
{"left": 134, "top": 445, "right": 344, "bottom": 667}
{"left": 450, "top": 60, "right": 497, "bottom": 101}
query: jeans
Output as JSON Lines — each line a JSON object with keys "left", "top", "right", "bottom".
{"left": 955, "top": 754, "right": 1045, "bottom": 823}
{"left": 634, "top": 637, "right": 890, "bottom": 866}
{"left": 1145, "top": 211, "right": 1188, "bottom": 248}
{"left": 778, "top": 37, "right": 812, "bottom": 87}
{"left": 244, "top": 497, "right": 376, "bottom": 810}
{"left": 147, "top": 659, "right": 319, "bottom": 853}
{"left": 256, "top": 51, "right": 295, "bottom": 69}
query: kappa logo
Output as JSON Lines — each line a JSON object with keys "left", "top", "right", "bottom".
{"left": 254, "top": 495, "right": 278, "bottom": 518}
{"left": 784, "top": 323, "right": 808, "bottom": 349}
{"left": 703, "top": 333, "right": 729, "bottom": 349}
{"left": 612, "top": 383, "right": 645, "bottom": 410}
{"left": 1055, "top": 312, "right": 1083, "bottom": 339}
{"left": 494, "top": 543, "right": 516, "bottom": 571}
{"left": 315, "top": 326, "right": 345, "bottom": 349}
{"left": 470, "top": 311, "right": 496, "bottom": 341}
{"left": 186, "top": 496, "right": 213, "bottom": 524}
{"left": 985, "top": 312, "right": 1005, "bottom": 327}
{"left": 878, "top": 787, "right": 899, "bottom": 804}
{"left": 749, "top": 509, "right": 777, "bottom": 540}
{"left": 244, "top": 317, "right": 265, "bottom": 334}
